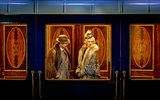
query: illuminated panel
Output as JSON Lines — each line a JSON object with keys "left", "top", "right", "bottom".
{"left": 8, "top": 0, "right": 34, "bottom": 14}
{"left": 1, "top": 0, "right": 160, "bottom": 14}
{"left": 149, "top": 0, "right": 160, "bottom": 13}
{"left": 0, "top": 0, "right": 7, "bottom": 14}
{"left": 123, "top": 0, "right": 148, "bottom": 13}
{"left": 65, "top": 1, "right": 92, "bottom": 14}
{"left": 130, "top": 24, "right": 154, "bottom": 80}
{"left": 94, "top": 1, "right": 119, "bottom": 14}
{"left": 38, "top": 0, "right": 64, "bottom": 14}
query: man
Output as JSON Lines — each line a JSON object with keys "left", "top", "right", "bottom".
{"left": 46, "top": 34, "right": 71, "bottom": 79}
{"left": 76, "top": 30, "right": 100, "bottom": 79}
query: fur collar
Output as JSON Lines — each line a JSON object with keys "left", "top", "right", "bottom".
{"left": 78, "top": 44, "right": 99, "bottom": 68}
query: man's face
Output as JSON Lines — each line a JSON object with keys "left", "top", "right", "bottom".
{"left": 60, "top": 42, "right": 68, "bottom": 48}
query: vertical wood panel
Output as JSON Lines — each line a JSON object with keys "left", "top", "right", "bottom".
{"left": 130, "top": 24, "right": 154, "bottom": 80}
{"left": 0, "top": 24, "right": 27, "bottom": 80}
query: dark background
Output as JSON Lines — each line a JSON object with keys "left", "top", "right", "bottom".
{"left": 0, "top": 14, "right": 160, "bottom": 100}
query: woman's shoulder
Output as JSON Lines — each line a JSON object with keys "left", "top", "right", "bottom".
{"left": 91, "top": 44, "right": 99, "bottom": 51}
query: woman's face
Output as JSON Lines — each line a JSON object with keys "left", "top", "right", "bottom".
{"left": 86, "top": 38, "right": 94, "bottom": 47}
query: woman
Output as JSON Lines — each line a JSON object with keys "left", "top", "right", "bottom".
{"left": 76, "top": 30, "right": 100, "bottom": 79}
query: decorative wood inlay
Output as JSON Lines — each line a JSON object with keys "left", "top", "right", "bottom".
{"left": 132, "top": 26, "right": 151, "bottom": 68}
{"left": 6, "top": 27, "right": 25, "bottom": 69}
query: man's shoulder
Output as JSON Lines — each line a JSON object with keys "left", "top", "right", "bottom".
{"left": 48, "top": 48, "right": 56, "bottom": 54}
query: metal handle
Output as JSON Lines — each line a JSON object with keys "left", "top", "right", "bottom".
{"left": 38, "top": 70, "right": 42, "bottom": 99}
{"left": 122, "top": 70, "right": 126, "bottom": 100}
{"left": 114, "top": 71, "right": 119, "bottom": 100}
{"left": 31, "top": 70, "right": 35, "bottom": 98}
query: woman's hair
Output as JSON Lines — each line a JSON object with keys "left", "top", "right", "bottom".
{"left": 85, "top": 36, "right": 96, "bottom": 44}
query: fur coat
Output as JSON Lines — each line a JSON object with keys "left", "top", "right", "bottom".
{"left": 46, "top": 48, "right": 57, "bottom": 79}
{"left": 46, "top": 44, "right": 70, "bottom": 79}
{"left": 76, "top": 43, "right": 100, "bottom": 79}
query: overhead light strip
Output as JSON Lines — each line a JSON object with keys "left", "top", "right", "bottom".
{"left": 0, "top": 3, "right": 28, "bottom": 5}
{"left": 127, "top": 3, "right": 160, "bottom": 6}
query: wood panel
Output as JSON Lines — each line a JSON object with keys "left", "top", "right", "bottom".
{"left": 154, "top": 24, "right": 160, "bottom": 79}
{"left": 0, "top": 24, "right": 27, "bottom": 80}
{"left": 130, "top": 24, "right": 155, "bottom": 80}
